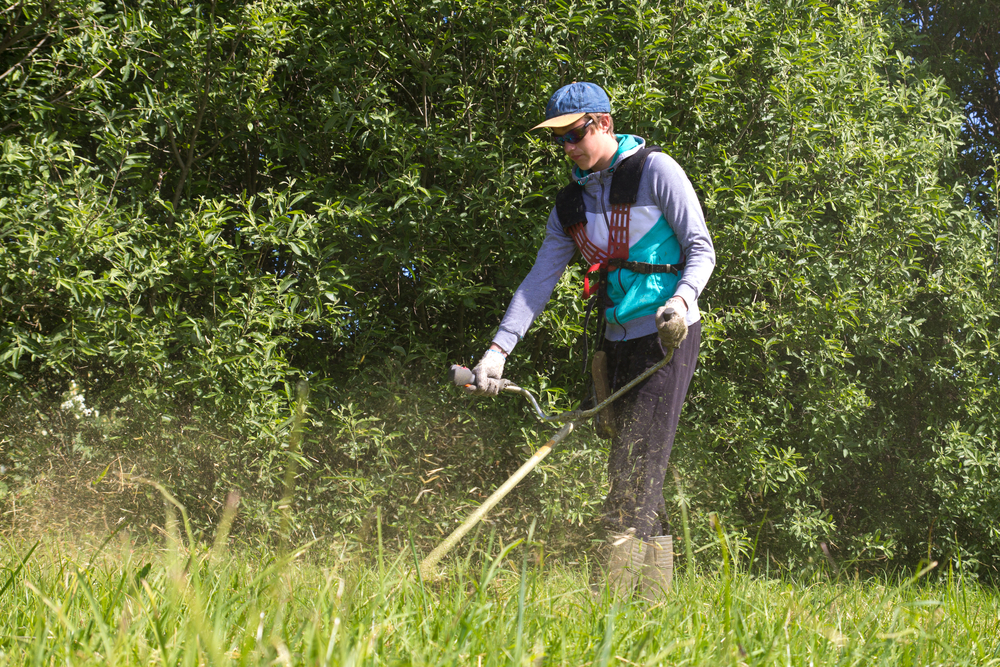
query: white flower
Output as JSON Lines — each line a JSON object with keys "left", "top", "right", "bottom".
{"left": 60, "top": 381, "right": 94, "bottom": 420}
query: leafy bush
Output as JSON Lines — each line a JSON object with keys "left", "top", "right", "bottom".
{"left": 1, "top": 0, "right": 998, "bottom": 573}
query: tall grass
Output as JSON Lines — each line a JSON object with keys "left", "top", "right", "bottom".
{"left": 1, "top": 522, "right": 999, "bottom": 666}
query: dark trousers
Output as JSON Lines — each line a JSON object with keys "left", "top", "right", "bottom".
{"left": 601, "top": 322, "right": 701, "bottom": 540}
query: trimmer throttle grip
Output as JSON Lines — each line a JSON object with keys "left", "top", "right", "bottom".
{"left": 449, "top": 364, "right": 476, "bottom": 387}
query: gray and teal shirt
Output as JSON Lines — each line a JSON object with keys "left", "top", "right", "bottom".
{"left": 493, "top": 134, "right": 715, "bottom": 354}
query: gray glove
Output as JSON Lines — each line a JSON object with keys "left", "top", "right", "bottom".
{"left": 467, "top": 348, "right": 507, "bottom": 397}
{"left": 655, "top": 296, "right": 688, "bottom": 350}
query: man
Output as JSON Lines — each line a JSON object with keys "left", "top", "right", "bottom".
{"left": 468, "top": 82, "right": 715, "bottom": 598}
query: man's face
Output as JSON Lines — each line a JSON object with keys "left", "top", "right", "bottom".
{"left": 553, "top": 115, "right": 611, "bottom": 172}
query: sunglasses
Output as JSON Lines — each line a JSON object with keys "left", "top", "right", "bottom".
{"left": 552, "top": 118, "right": 594, "bottom": 146}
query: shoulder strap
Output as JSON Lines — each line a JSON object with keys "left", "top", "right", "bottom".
{"left": 555, "top": 145, "right": 661, "bottom": 230}
{"left": 555, "top": 181, "right": 586, "bottom": 232}
{"left": 608, "top": 146, "right": 661, "bottom": 206}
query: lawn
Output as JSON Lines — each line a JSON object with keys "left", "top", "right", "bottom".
{"left": 2, "top": 522, "right": 998, "bottom": 666}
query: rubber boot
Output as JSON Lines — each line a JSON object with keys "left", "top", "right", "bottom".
{"left": 605, "top": 530, "right": 646, "bottom": 598}
{"left": 641, "top": 535, "right": 673, "bottom": 601}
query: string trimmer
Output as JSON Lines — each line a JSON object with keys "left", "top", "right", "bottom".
{"left": 418, "top": 347, "right": 677, "bottom": 580}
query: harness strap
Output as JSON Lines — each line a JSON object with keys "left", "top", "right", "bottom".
{"left": 609, "top": 146, "right": 662, "bottom": 205}
{"left": 555, "top": 146, "right": 662, "bottom": 233}
{"left": 583, "top": 258, "right": 686, "bottom": 299}
{"left": 607, "top": 257, "right": 686, "bottom": 274}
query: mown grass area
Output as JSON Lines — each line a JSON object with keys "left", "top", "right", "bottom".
{"left": 2, "top": 522, "right": 999, "bottom": 667}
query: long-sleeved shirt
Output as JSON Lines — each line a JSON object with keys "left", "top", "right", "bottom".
{"left": 493, "top": 134, "right": 715, "bottom": 355}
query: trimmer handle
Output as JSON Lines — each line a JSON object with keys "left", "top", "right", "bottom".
{"left": 449, "top": 365, "right": 515, "bottom": 392}
{"left": 449, "top": 364, "right": 476, "bottom": 387}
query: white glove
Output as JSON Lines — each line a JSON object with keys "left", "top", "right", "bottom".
{"left": 467, "top": 348, "right": 507, "bottom": 397}
{"left": 655, "top": 296, "right": 688, "bottom": 350}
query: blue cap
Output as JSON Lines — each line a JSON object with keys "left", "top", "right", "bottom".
{"left": 532, "top": 82, "right": 612, "bottom": 130}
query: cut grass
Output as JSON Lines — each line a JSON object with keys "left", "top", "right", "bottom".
{"left": 1, "top": 530, "right": 999, "bottom": 666}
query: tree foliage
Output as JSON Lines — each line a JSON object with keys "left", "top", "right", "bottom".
{"left": 895, "top": 0, "right": 1000, "bottom": 217}
{"left": 1, "top": 0, "right": 998, "bottom": 573}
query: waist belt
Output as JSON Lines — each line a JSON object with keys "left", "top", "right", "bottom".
{"left": 583, "top": 257, "right": 686, "bottom": 299}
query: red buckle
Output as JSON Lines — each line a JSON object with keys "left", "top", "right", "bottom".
{"left": 583, "top": 262, "right": 603, "bottom": 299}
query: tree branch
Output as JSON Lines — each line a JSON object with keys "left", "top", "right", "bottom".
{"left": 48, "top": 65, "right": 107, "bottom": 105}
{"left": 0, "top": 33, "right": 47, "bottom": 82}
{"left": 170, "top": 0, "right": 219, "bottom": 215}
{"left": 0, "top": 0, "right": 52, "bottom": 55}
